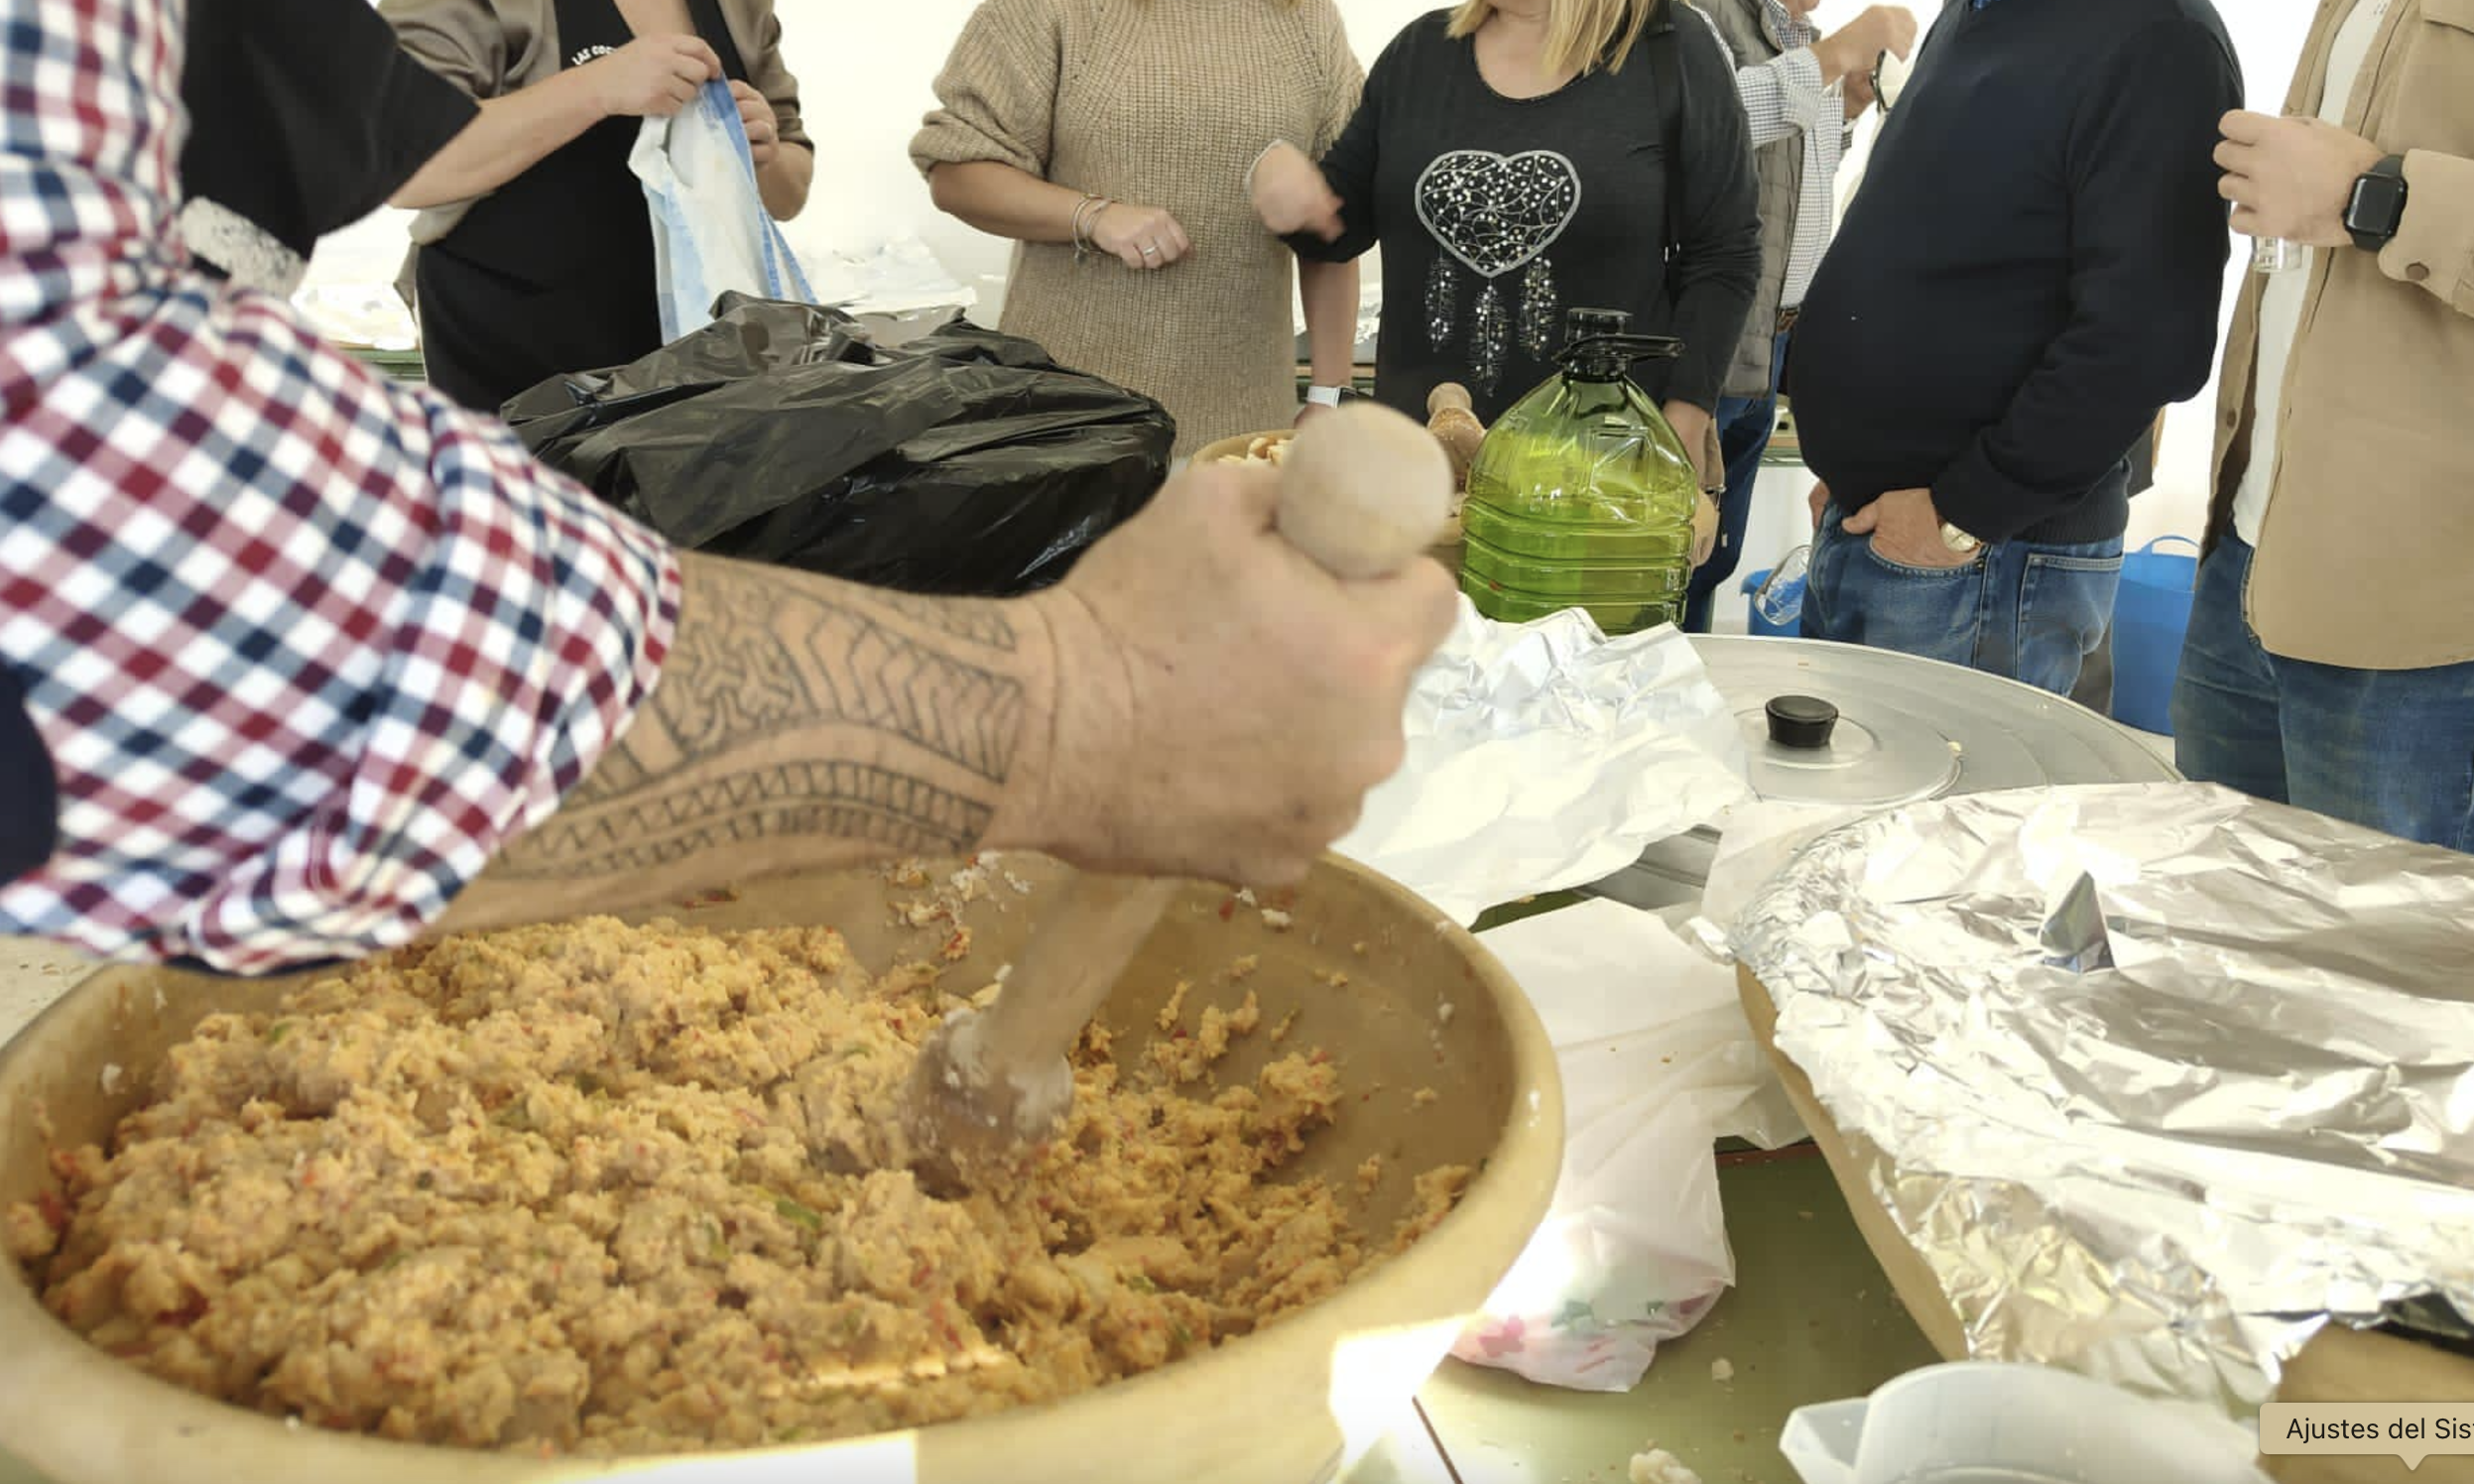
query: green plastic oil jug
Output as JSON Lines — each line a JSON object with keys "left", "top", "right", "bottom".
{"left": 1458, "top": 308, "right": 1699, "bottom": 635}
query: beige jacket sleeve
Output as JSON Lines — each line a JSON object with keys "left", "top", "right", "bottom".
{"left": 2381, "top": 150, "right": 2474, "bottom": 317}
{"left": 380, "top": 0, "right": 531, "bottom": 102}
{"left": 1308, "top": 0, "right": 1364, "bottom": 159}
{"left": 723, "top": 0, "right": 811, "bottom": 151}
{"left": 911, "top": 0, "right": 1063, "bottom": 180}
{"left": 380, "top": 0, "right": 532, "bottom": 245}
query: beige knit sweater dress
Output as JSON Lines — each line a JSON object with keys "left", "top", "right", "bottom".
{"left": 913, "top": 0, "right": 1362, "bottom": 456}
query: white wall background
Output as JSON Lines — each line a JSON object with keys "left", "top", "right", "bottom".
{"left": 305, "top": 0, "right": 2325, "bottom": 552}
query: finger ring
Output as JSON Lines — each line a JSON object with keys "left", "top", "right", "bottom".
{"left": 1141, "top": 243, "right": 1159, "bottom": 257}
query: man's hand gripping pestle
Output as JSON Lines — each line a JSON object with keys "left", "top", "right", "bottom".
{"left": 904, "top": 403, "right": 1456, "bottom": 1175}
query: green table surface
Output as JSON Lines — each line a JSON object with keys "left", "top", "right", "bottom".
{"left": 1429, "top": 1151, "right": 1934, "bottom": 1483}
{"left": 1339, "top": 1148, "right": 1937, "bottom": 1484}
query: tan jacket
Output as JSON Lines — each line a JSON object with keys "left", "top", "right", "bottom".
{"left": 380, "top": 0, "right": 809, "bottom": 247}
{"left": 2210, "top": 0, "right": 2474, "bottom": 670}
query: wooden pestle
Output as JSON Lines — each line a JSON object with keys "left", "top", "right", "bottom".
{"left": 907, "top": 404, "right": 1455, "bottom": 1164}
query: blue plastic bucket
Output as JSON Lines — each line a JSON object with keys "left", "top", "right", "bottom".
{"left": 2111, "top": 535, "right": 2200, "bottom": 734}
{"left": 1740, "top": 568, "right": 1799, "bottom": 637}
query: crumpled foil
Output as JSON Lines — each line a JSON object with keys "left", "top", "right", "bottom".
{"left": 1733, "top": 782, "right": 2474, "bottom": 1413}
{"left": 1334, "top": 599, "right": 1749, "bottom": 925}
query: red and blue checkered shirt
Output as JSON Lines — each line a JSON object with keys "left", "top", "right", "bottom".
{"left": 0, "top": 0, "right": 681, "bottom": 972}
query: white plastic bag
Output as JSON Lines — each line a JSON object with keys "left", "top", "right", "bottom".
{"left": 631, "top": 80, "right": 817, "bottom": 342}
{"left": 1452, "top": 900, "right": 1792, "bottom": 1391}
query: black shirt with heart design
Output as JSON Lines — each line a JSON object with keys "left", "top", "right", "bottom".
{"left": 1292, "top": 4, "right": 1760, "bottom": 423}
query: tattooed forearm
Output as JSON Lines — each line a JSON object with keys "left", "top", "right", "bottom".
{"left": 451, "top": 556, "right": 1054, "bottom": 914}
{"left": 874, "top": 589, "right": 1021, "bottom": 652}
{"left": 501, "top": 762, "right": 994, "bottom": 877}
{"left": 639, "top": 566, "right": 1025, "bottom": 780}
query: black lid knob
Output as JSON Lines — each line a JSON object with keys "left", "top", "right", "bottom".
{"left": 1766, "top": 694, "right": 1839, "bottom": 750}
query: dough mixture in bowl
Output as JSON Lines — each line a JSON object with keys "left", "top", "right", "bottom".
{"left": 8, "top": 918, "right": 1468, "bottom": 1456}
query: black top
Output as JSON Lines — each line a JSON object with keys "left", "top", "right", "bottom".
{"left": 180, "top": 0, "right": 477, "bottom": 267}
{"left": 1784, "top": 0, "right": 2242, "bottom": 547}
{"left": 412, "top": 0, "right": 751, "bottom": 414}
{"left": 1293, "top": 5, "right": 1761, "bottom": 423}
{"left": 0, "top": 664, "right": 56, "bottom": 887}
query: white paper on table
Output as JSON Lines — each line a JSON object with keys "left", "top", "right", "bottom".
{"left": 1334, "top": 600, "right": 1751, "bottom": 926}
{"left": 793, "top": 235, "right": 980, "bottom": 315}
{"left": 1454, "top": 899, "right": 1794, "bottom": 1391}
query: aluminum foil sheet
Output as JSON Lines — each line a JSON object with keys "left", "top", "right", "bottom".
{"left": 1334, "top": 599, "right": 1749, "bottom": 925}
{"left": 1733, "top": 783, "right": 2474, "bottom": 1413}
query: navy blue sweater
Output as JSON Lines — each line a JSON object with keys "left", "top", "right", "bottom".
{"left": 1785, "top": 0, "right": 2242, "bottom": 546}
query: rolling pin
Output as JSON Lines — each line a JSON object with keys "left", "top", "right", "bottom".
{"left": 905, "top": 403, "right": 1454, "bottom": 1172}
{"left": 1426, "top": 383, "right": 1487, "bottom": 488}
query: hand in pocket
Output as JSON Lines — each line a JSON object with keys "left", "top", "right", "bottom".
{"left": 1843, "top": 487, "right": 1976, "bottom": 570}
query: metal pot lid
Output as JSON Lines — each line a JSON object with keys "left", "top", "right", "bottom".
{"left": 1586, "top": 636, "right": 2178, "bottom": 914}
{"left": 1698, "top": 635, "right": 2176, "bottom": 807}
{"left": 1738, "top": 689, "right": 1959, "bottom": 810}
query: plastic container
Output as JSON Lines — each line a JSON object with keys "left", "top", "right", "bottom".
{"left": 1741, "top": 545, "right": 1809, "bottom": 636}
{"left": 2111, "top": 535, "right": 2200, "bottom": 735}
{"left": 1779, "top": 1362, "right": 2272, "bottom": 1484}
{"left": 1458, "top": 308, "right": 1700, "bottom": 635}
{"left": 1739, "top": 568, "right": 1797, "bottom": 636}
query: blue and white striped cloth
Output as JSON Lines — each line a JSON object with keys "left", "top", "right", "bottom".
{"left": 632, "top": 79, "right": 818, "bottom": 343}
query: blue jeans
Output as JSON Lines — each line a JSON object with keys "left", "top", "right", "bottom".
{"left": 2171, "top": 536, "right": 2474, "bottom": 851}
{"left": 1683, "top": 330, "right": 1791, "bottom": 634}
{"left": 1799, "top": 503, "right": 2123, "bottom": 701}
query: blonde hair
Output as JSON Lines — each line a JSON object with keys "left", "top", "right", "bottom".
{"left": 1447, "top": 0, "right": 1657, "bottom": 77}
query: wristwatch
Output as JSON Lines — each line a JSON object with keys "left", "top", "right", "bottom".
{"left": 2345, "top": 155, "right": 2410, "bottom": 254}
{"left": 1304, "top": 385, "right": 1347, "bottom": 408}
{"left": 1939, "top": 521, "right": 1982, "bottom": 556}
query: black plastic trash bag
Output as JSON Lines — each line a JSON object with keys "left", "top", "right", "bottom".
{"left": 504, "top": 295, "right": 1174, "bottom": 596}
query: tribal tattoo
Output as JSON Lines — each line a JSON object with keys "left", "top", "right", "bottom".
{"left": 490, "top": 560, "right": 1030, "bottom": 878}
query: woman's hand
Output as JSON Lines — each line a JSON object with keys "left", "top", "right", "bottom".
{"left": 729, "top": 80, "right": 780, "bottom": 167}
{"left": 588, "top": 35, "right": 722, "bottom": 119}
{"left": 1251, "top": 141, "right": 1344, "bottom": 241}
{"left": 1092, "top": 202, "right": 1192, "bottom": 271}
